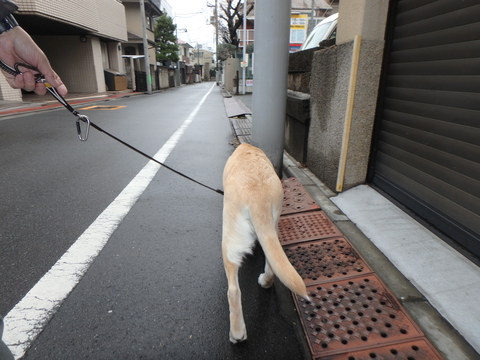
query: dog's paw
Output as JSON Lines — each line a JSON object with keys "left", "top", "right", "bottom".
{"left": 229, "top": 329, "right": 247, "bottom": 344}
{"left": 258, "top": 273, "right": 274, "bottom": 288}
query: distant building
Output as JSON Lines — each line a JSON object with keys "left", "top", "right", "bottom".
{"left": 191, "top": 48, "right": 214, "bottom": 81}
{"left": 177, "top": 40, "right": 194, "bottom": 84}
{"left": 122, "top": 0, "right": 163, "bottom": 91}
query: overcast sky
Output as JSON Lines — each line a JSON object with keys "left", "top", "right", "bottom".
{"left": 165, "top": 0, "right": 216, "bottom": 50}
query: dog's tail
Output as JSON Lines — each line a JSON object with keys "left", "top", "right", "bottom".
{"left": 250, "top": 204, "right": 309, "bottom": 300}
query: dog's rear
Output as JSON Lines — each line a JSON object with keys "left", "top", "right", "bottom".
{"left": 222, "top": 144, "right": 308, "bottom": 343}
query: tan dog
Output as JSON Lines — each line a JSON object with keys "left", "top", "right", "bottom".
{"left": 222, "top": 144, "right": 309, "bottom": 343}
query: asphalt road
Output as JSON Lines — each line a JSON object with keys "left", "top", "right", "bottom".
{"left": 0, "top": 83, "right": 308, "bottom": 359}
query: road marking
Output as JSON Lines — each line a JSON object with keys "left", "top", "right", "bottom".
{"left": 78, "top": 105, "right": 126, "bottom": 110}
{"left": 3, "top": 83, "right": 215, "bottom": 359}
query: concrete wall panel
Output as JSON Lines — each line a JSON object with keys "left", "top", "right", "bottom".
{"left": 307, "top": 40, "right": 384, "bottom": 191}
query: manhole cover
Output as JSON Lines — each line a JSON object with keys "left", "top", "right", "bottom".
{"left": 284, "top": 238, "right": 372, "bottom": 285}
{"left": 322, "top": 339, "right": 444, "bottom": 359}
{"left": 279, "top": 211, "right": 342, "bottom": 245}
{"left": 282, "top": 177, "right": 320, "bottom": 215}
{"left": 295, "top": 275, "right": 423, "bottom": 358}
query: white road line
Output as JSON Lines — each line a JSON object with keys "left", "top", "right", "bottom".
{"left": 3, "top": 83, "right": 215, "bottom": 359}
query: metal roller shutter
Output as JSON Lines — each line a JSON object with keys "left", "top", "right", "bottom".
{"left": 370, "top": 0, "right": 480, "bottom": 257}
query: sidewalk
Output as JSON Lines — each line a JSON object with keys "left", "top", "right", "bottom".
{"left": 227, "top": 94, "right": 479, "bottom": 360}
{"left": 0, "top": 89, "right": 141, "bottom": 117}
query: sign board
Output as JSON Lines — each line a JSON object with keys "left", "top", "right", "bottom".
{"left": 290, "top": 14, "right": 308, "bottom": 46}
{"left": 241, "top": 55, "right": 249, "bottom": 68}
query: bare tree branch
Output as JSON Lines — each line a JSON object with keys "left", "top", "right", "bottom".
{"left": 218, "top": 0, "right": 254, "bottom": 50}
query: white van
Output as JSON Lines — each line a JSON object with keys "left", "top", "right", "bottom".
{"left": 300, "top": 13, "right": 338, "bottom": 51}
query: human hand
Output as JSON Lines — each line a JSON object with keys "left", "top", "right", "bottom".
{"left": 0, "top": 26, "right": 67, "bottom": 96}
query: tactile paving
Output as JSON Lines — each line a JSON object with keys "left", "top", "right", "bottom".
{"left": 323, "top": 339, "right": 444, "bottom": 360}
{"left": 279, "top": 211, "right": 342, "bottom": 245}
{"left": 284, "top": 238, "right": 373, "bottom": 286}
{"left": 281, "top": 177, "right": 320, "bottom": 215}
{"left": 294, "top": 275, "right": 423, "bottom": 358}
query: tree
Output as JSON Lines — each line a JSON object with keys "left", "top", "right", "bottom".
{"left": 154, "top": 14, "right": 179, "bottom": 63}
{"left": 219, "top": 0, "right": 254, "bottom": 49}
{"left": 217, "top": 43, "right": 237, "bottom": 62}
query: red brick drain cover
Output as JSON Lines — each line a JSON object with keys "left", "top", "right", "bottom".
{"left": 294, "top": 275, "right": 423, "bottom": 358}
{"left": 284, "top": 238, "right": 373, "bottom": 286}
{"left": 282, "top": 177, "right": 320, "bottom": 215}
{"left": 323, "top": 339, "right": 443, "bottom": 360}
{"left": 279, "top": 211, "right": 342, "bottom": 245}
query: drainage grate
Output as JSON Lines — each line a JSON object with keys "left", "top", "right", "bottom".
{"left": 294, "top": 275, "right": 423, "bottom": 358}
{"left": 284, "top": 238, "right": 372, "bottom": 286}
{"left": 281, "top": 178, "right": 320, "bottom": 215}
{"left": 322, "top": 339, "right": 444, "bottom": 360}
{"left": 230, "top": 117, "right": 251, "bottom": 136}
{"left": 279, "top": 211, "right": 342, "bottom": 245}
{"left": 237, "top": 134, "right": 252, "bottom": 144}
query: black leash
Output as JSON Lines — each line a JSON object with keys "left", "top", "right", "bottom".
{"left": 89, "top": 121, "right": 224, "bottom": 195}
{"left": 0, "top": 61, "right": 224, "bottom": 196}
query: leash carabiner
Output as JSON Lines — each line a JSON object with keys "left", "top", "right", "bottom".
{"left": 39, "top": 79, "right": 91, "bottom": 141}
{"left": 75, "top": 114, "right": 90, "bottom": 141}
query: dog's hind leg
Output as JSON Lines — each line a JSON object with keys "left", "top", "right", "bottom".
{"left": 223, "top": 258, "right": 247, "bottom": 343}
{"left": 222, "top": 205, "right": 255, "bottom": 343}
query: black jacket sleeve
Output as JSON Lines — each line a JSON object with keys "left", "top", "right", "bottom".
{"left": 0, "top": 0, "right": 18, "bottom": 18}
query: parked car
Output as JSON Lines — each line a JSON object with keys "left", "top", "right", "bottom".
{"left": 300, "top": 13, "right": 338, "bottom": 51}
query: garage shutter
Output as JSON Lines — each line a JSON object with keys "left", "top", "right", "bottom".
{"left": 371, "top": 0, "right": 480, "bottom": 257}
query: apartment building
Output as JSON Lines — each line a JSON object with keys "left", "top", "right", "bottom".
{"left": 176, "top": 40, "right": 194, "bottom": 84}
{"left": 191, "top": 48, "right": 214, "bottom": 81}
{"left": 122, "top": 0, "right": 162, "bottom": 91}
{"left": 0, "top": 0, "right": 128, "bottom": 101}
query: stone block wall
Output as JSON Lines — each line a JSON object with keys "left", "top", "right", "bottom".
{"left": 306, "top": 40, "right": 384, "bottom": 191}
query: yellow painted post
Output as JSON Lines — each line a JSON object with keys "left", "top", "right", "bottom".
{"left": 336, "top": 35, "right": 362, "bottom": 192}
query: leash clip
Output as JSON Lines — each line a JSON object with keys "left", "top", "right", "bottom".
{"left": 76, "top": 114, "right": 90, "bottom": 141}
{"left": 36, "top": 75, "right": 90, "bottom": 142}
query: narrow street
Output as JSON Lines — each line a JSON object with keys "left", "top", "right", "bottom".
{"left": 0, "top": 83, "right": 307, "bottom": 359}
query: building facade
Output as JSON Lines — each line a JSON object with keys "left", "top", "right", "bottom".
{"left": 191, "top": 48, "right": 214, "bottom": 81}
{"left": 122, "top": 0, "right": 162, "bottom": 91}
{"left": 0, "top": 0, "right": 168, "bottom": 100}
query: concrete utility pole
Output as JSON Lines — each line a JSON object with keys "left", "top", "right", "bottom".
{"left": 215, "top": 0, "right": 220, "bottom": 85}
{"left": 241, "top": 0, "right": 247, "bottom": 94}
{"left": 140, "top": 0, "right": 152, "bottom": 94}
{"left": 251, "top": 0, "right": 291, "bottom": 174}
